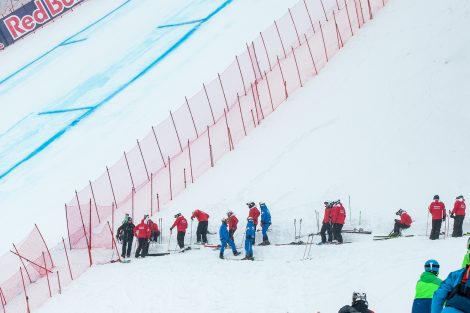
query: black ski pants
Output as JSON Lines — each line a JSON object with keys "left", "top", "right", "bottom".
{"left": 332, "top": 223, "right": 343, "bottom": 243}
{"left": 430, "top": 219, "right": 442, "bottom": 240}
{"left": 177, "top": 231, "right": 185, "bottom": 249}
{"left": 135, "top": 238, "right": 149, "bottom": 257}
{"left": 229, "top": 229, "right": 236, "bottom": 241}
{"left": 320, "top": 222, "right": 332, "bottom": 243}
{"left": 393, "top": 222, "right": 410, "bottom": 236}
{"left": 121, "top": 238, "right": 133, "bottom": 257}
{"left": 150, "top": 230, "right": 160, "bottom": 242}
{"left": 196, "top": 221, "right": 208, "bottom": 243}
{"left": 452, "top": 215, "right": 465, "bottom": 237}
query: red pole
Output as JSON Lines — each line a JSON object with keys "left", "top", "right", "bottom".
{"left": 254, "top": 82, "right": 265, "bottom": 119}
{"left": 157, "top": 194, "right": 160, "bottom": 212}
{"left": 367, "top": 0, "right": 373, "bottom": 20}
{"left": 150, "top": 174, "right": 153, "bottom": 216}
{"left": 336, "top": 0, "right": 340, "bottom": 10}
{"left": 277, "top": 55, "right": 288, "bottom": 99}
{"left": 111, "top": 202, "right": 115, "bottom": 249}
{"left": 218, "top": 73, "right": 229, "bottom": 111}
{"left": 319, "top": 21, "right": 329, "bottom": 62}
{"left": 224, "top": 109, "right": 232, "bottom": 151}
{"left": 151, "top": 126, "right": 167, "bottom": 167}
{"left": 89, "top": 181, "right": 101, "bottom": 223}
{"left": 131, "top": 187, "right": 135, "bottom": 221}
{"left": 123, "top": 151, "right": 135, "bottom": 190}
{"left": 107, "top": 222, "right": 121, "bottom": 262}
{"left": 264, "top": 71, "right": 275, "bottom": 111}
{"left": 237, "top": 93, "right": 247, "bottom": 136}
{"left": 236, "top": 55, "right": 247, "bottom": 96}
{"left": 35, "top": 224, "right": 54, "bottom": 268}
{"left": 304, "top": 34, "right": 318, "bottom": 75}
{"left": 320, "top": 0, "right": 328, "bottom": 21}
{"left": 170, "top": 110, "right": 184, "bottom": 152}
{"left": 19, "top": 267, "right": 31, "bottom": 313}
{"left": 246, "top": 42, "right": 258, "bottom": 81}
{"left": 65, "top": 204, "right": 72, "bottom": 250}
{"left": 358, "top": 0, "right": 365, "bottom": 25}
{"left": 203, "top": 83, "right": 216, "bottom": 125}
{"left": 10, "top": 250, "right": 53, "bottom": 273}
{"left": 137, "top": 139, "right": 150, "bottom": 181}
{"left": 274, "top": 20, "right": 287, "bottom": 58}
{"left": 12, "top": 244, "right": 32, "bottom": 283}
{"left": 89, "top": 199, "right": 92, "bottom": 249}
{"left": 260, "top": 32, "right": 272, "bottom": 71}
{"left": 76, "top": 193, "right": 92, "bottom": 267}
{"left": 353, "top": 0, "right": 362, "bottom": 28}
{"left": 251, "top": 41, "right": 263, "bottom": 80}
{"left": 57, "top": 271, "right": 62, "bottom": 294}
{"left": 188, "top": 139, "right": 194, "bottom": 183}
{"left": 42, "top": 252, "right": 51, "bottom": 297}
{"left": 184, "top": 168, "right": 187, "bottom": 189}
{"left": 250, "top": 109, "right": 256, "bottom": 128}
{"left": 186, "top": 97, "right": 199, "bottom": 137}
{"left": 288, "top": 9, "right": 301, "bottom": 47}
{"left": 251, "top": 83, "right": 260, "bottom": 124}
{"left": 303, "top": 0, "right": 316, "bottom": 32}
{"left": 62, "top": 238, "right": 73, "bottom": 280}
{"left": 106, "top": 167, "right": 119, "bottom": 210}
{"left": 291, "top": 46, "right": 303, "bottom": 87}
{"left": 0, "top": 287, "right": 6, "bottom": 312}
{"left": 207, "top": 126, "right": 214, "bottom": 167}
{"left": 333, "top": 11, "right": 344, "bottom": 49}
{"left": 344, "top": 0, "right": 354, "bottom": 36}
{"left": 168, "top": 156, "right": 172, "bottom": 200}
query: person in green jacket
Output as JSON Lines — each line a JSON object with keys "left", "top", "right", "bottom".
{"left": 411, "top": 259, "right": 442, "bottom": 313}
{"left": 461, "top": 237, "right": 470, "bottom": 268}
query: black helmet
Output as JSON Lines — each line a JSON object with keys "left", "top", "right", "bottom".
{"left": 433, "top": 195, "right": 440, "bottom": 200}
{"left": 457, "top": 195, "right": 464, "bottom": 200}
{"left": 352, "top": 292, "right": 368, "bottom": 306}
{"left": 174, "top": 213, "right": 182, "bottom": 218}
{"left": 395, "top": 209, "right": 404, "bottom": 216}
{"left": 247, "top": 202, "right": 255, "bottom": 208}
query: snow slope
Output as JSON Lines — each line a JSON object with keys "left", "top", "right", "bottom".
{"left": 30, "top": 0, "right": 470, "bottom": 311}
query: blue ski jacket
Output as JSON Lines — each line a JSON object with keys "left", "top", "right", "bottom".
{"left": 432, "top": 267, "right": 469, "bottom": 313}
{"left": 219, "top": 223, "right": 229, "bottom": 242}
{"left": 246, "top": 221, "right": 255, "bottom": 239}
{"left": 260, "top": 203, "right": 271, "bottom": 225}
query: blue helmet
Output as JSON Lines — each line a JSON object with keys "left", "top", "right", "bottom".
{"left": 424, "top": 259, "right": 440, "bottom": 274}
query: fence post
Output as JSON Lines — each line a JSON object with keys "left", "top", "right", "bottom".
{"left": 188, "top": 139, "right": 194, "bottom": 183}
{"left": 12, "top": 244, "right": 32, "bottom": 283}
{"left": 319, "top": 21, "right": 329, "bottom": 62}
{"left": 250, "top": 109, "right": 256, "bottom": 128}
{"left": 259, "top": 32, "right": 272, "bottom": 71}
{"left": 150, "top": 173, "right": 153, "bottom": 216}
{"left": 304, "top": 34, "right": 318, "bottom": 75}
{"left": 151, "top": 126, "right": 167, "bottom": 167}
{"left": 344, "top": 0, "right": 354, "bottom": 36}
{"left": 367, "top": 0, "right": 373, "bottom": 20}
{"left": 89, "top": 181, "right": 101, "bottom": 223}
{"left": 291, "top": 46, "right": 303, "bottom": 87}
{"left": 65, "top": 204, "right": 72, "bottom": 250}
{"left": 57, "top": 271, "right": 62, "bottom": 295}
{"left": 168, "top": 156, "right": 172, "bottom": 200}
{"left": 263, "top": 71, "right": 275, "bottom": 112}
{"left": 0, "top": 287, "right": 6, "bottom": 312}
{"left": 218, "top": 73, "right": 229, "bottom": 111}
{"left": 251, "top": 83, "right": 260, "bottom": 124}
{"left": 237, "top": 93, "right": 247, "bottom": 136}
{"left": 19, "top": 267, "right": 31, "bottom": 313}
{"left": 157, "top": 193, "right": 160, "bottom": 212}
{"left": 207, "top": 126, "right": 214, "bottom": 167}
{"left": 303, "top": 0, "right": 316, "bottom": 32}
{"left": 357, "top": 0, "right": 365, "bottom": 26}
{"left": 246, "top": 42, "right": 259, "bottom": 81}
{"left": 277, "top": 55, "right": 288, "bottom": 99}
{"left": 107, "top": 222, "right": 121, "bottom": 262}
{"left": 42, "top": 252, "right": 51, "bottom": 297}
{"left": 320, "top": 0, "right": 328, "bottom": 21}
{"left": 124, "top": 151, "right": 135, "bottom": 190}
{"left": 274, "top": 20, "right": 287, "bottom": 58}
{"left": 251, "top": 41, "right": 263, "bottom": 79}
{"left": 76, "top": 191, "right": 92, "bottom": 267}
{"left": 106, "top": 167, "right": 119, "bottom": 210}
{"left": 111, "top": 202, "right": 115, "bottom": 250}
{"left": 131, "top": 188, "right": 135, "bottom": 221}
{"left": 89, "top": 199, "right": 92, "bottom": 249}
{"left": 170, "top": 110, "right": 184, "bottom": 152}
{"left": 203, "top": 83, "right": 216, "bottom": 125}
{"left": 254, "top": 82, "right": 265, "bottom": 119}
{"left": 137, "top": 139, "right": 150, "bottom": 181}
{"left": 35, "top": 223, "right": 54, "bottom": 267}
{"left": 186, "top": 97, "right": 199, "bottom": 137}
{"left": 288, "top": 9, "right": 301, "bottom": 47}
{"left": 62, "top": 238, "right": 73, "bottom": 280}
{"left": 236, "top": 55, "right": 247, "bottom": 96}
{"left": 333, "top": 11, "right": 344, "bottom": 49}
{"left": 184, "top": 168, "right": 187, "bottom": 189}
{"left": 224, "top": 109, "right": 233, "bottom": 151}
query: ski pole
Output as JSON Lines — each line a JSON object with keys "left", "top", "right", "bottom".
{"left": 167, "top": 231, "right": 172, "bottom": 252}
{"left": 190, "top": 219, "right": 193, "bottom": 247}
{"left": 425, "top": 211, "right": 430, "bottom": 236}
{"left": 294, "top": 219, "right": 297, "bottom": 242}
{"left": 315, "top": 211, "right": 320, "bottom": 233}
{"left": 299, "top": 218, "right": 303, "bottom": 241}
{"left": 303, "top": 234, "right": 313, "bottom": 259}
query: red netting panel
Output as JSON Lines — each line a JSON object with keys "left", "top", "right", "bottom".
{"left": 187, "top": 131, "right": 211, "bottom": 180}
{"left": 172, "top": 101, "right": 199, "bottom": 148}
{"left": 293, "top": 36, "right": 318, "bottom": 87}
{"left": 277, "top": 10, "right": 302, "bottom": 52}
{"left": 289, "top": 1, "right": 315, "bottom": 40}
{"left": 260, "top": 24, "right": 286, "bottom": 73}
{"left": 139, "top": 130, "right": 166, "bottom": 174}
{"left": 187, "top": 89, "right": 216, "bottom": 136}
{"left": 204, "top": 75, "right": 230, "bottom": 119}
{"left": 126, "top": 145, "right": 150, "bottom": 190}
{"left": 132, "top": 180, "right": 152, "bottom": 219}
{"left": 153, "top": 160, "right": 172, "bottom": 206}
{"left": 107, "top": 156, "right": 135, "bottom": 206}
{"left": 237, "top": 50, "right": 257, "bottom": 94}
{"left": 152, "top": 116, "right": 182, "bottom": 161}
{"left": 219, "top": 60, "right": 246, "bottom": 109}
{"left": 255, "top": 75, "right": 277, "bottom": 119}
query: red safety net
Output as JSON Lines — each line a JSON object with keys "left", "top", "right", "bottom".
{"left": 0, "top": 0, "right": 387, "bottom": 311}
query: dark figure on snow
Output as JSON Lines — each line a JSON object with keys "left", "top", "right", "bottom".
{"left": 116, "top": 216, "right": 135, "bottom": 258}
{"left": 227, "top": 210, "right": 238, "bottom": 241}
{"left": 338, "top": 292, "right": 374, "bottom": 313}
{"left": 170, "top": 213, "right": 188, "bottom": 251}
{"left": 191, "top": 209, "right": 209, "bottom": 244}
{"left": 392, "top": 209, "right": 412, "bottom": 237}
{"left": 242, "top": 217, "right": 256, "bottom": 260}
{"left": 320, "top": 201, "right": 333, "bottom": 244}
{"left": 247, "top": 202, "right": 260, "bottom": 242}
{"left": 147, "top": 217, "right": 160, "bottom": 242}
{"left": 259, "top": 202, "right": 272, "bottom": 246}
{"left": 431, "top": 264, "right": 470, "bottom": 313}
{"left": 331, "top": 200, "right": 346, "bottom": 244}
{"left": 451, "top": 195, "right": 466, "bottom": 238}
{"left": 429, "top": 195, "right": 446, "bottom": 240}
{"left": 134, "top": 216, "right": 150, "bottom": 258}
{"left": 219, "top": 218, "right": 240, "bottom": 259}
{"left": 411, "top": 259, "right": 442, "bottom": 313}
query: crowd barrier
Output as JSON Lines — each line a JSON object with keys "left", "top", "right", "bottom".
{"left": 0, "top": 0, "right": 387, "bottom": 311}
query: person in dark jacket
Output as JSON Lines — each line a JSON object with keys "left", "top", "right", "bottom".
{"left": 259, "top": 202, "right": 272, "bottom": 246}
{"left": 134, "top": 216, "right": 150, "bottom": 258}
{"left": 320, "top": 201, "right": 333, "bottom": 244}
{"left": 338, "top": 292, "right": 374, "bottom": 313}
{"left": 242, "top": 217, "right": 255, "bottom": 260}
{"left": 116, "top": 217, "right": 135, "bottom": 258}
{"left": 170, "top": 213, "right": 188, "bottom": 251}
{"left": 219, "top": 218, "right": 240, "bottom": 259}
{"left": 429, "top": 195, "right": 446, "bottom": 240}
{"left": 191, "top": 209, "right": 210, "bottom": 244}
{"left": 411, "top": 259, "right": 442, "bottom": 313}
{"left": 432, "top": 264, "right": 470, "bottom": 312}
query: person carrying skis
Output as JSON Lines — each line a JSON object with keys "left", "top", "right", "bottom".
{"left": 392, "top": 209, "right": 412, "bottom": 237}
{"left": 431, "top": 264, "right": 470, "bottom": 312}
{"left": 338, "top": 292, "right": 374, "bottom": 313}
{"left": 259, "top": 202, "right": 272, "bottom": 246}
{"left": 219, "top": 218, "right": 240, "bottom": 259}
{"left": 227, "top": 210, "right": 238, "bottom": 241}
{"left": 451, "top": 195, "right": 466, "bottom": 238}
{"left": 191, "top": 209, "right": 210, "bottom": 244}
{"left": 331, "top": 200, "right": 346, "bottom": 244}
{"left": 147, "top": 217, "right": 160, "bottom": 242}
{"left": 429, "top": 195, "right": 446, "bottom": 240}
{"left": 461, "top": 238, "right": 470, "bottom": 268}
{"left": 170, "top": 213, "right": 188, "bottom": 251}
{"left": 320, "top": 201, "right": 333, "bottom": 244}
{"left": 116, "top": 216, "right": 135, "bottom": 258}
{"left": 242, "top": 217, "right": 255, "bottom": 260}
{"left": 134, "top": 216, "right": 151, "bottom": 258}
{"left": 411, "top": 259, "right": 442, "bottom": 313}
{"left": 247, "top": 202, "right": 260, "bottom": 242}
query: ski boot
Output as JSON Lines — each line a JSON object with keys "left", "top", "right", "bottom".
{"left": 241, "top": 255, "right": 250, "bottom": 260}
{"left": 219, "top": 253, "right": 224, "bottom": 259}
{"left": 233, "top": 251, "right": 241, "bottom": 256}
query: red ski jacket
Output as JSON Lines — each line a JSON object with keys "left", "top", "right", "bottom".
{"left": 322, "top": 207, "right": 332, "bottom": 223}
{"left": 399, "top": 212, "right": 412, "bottom": 226}
{"left": 148, "top": 220, "right": 159, "bottom": 232}
{"left": 228, "top": 215, "right": 238, "bottom": 231}
{"left": 331, "top": 204, "right": 346, "bottom": 224}
{"left": 249, "top": 207, "right": 261, "bottom": 225}
{"left": 134, "top": 220, "right": 151, "bottom": 239}
{"left": 452, "top": 200, "right": 466, "bottom": 216}
{"left": 171, "top": 216, "right": 188, "bottom": 232}
{"left": 191, "top": 210, "right": 209, "bottom": 222}
{"left": 429, "top": 200, "right": 446, "bottom": 220}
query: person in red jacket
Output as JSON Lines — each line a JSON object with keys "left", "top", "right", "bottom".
{"left": 227, "top": 210, "right": 238, "bottom": 241}
{"left": 191, "top": 209, "right": 210, "bottom": 244}
{"left": 147, "top": 217, "right": 160, "bottom": 242}
{"left": 134, "top": 216, "right": 151, "bottom": 258}
{"left": 429, "top": 195, "right": 446, "bottom": 240}
{"left": 331, "top": 200, "right": 346, "bottom": 244}
{"left": 247, "top": 202, "right": 260, "bottom": 243}
{"left": 320, "top": 201, "right": 333, "bottom": 244}
{"left": 391, "top": 209, "right": 412, "bottom": 236}
{"left": 451, "top": 195, "right": 466, "bottom": 237}
{"left": 170, "top": 213, "right": 188, "bottom": 250}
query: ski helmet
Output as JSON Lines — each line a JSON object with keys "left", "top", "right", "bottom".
{"left": 396, "top": 209, "right": 404, "bottom": 216}
{"left": 226, "top": 210, "right": 233, "bottom": 216}
{"left": 433, "top": 195, "right": 440, "bottom": 200}
{"left": 221, "top": 217, "right": 228, "bottom": 223}
{"left": 352, "top": 292, "right": 367, "bottom": 306}
{"left": 457, "top": 195, "right": 464, "bottom": 200}
{"left": 424, "top": 259, "right": 440, "bottom": 274}
{"left": 247, "top": 202, "right": 255, "bottom": 208}
{"left": 174, "top": 213, "right": 182, "bottom": 218}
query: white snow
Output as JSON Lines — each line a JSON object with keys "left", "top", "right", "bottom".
{"left": 2, "top": 0, "right": 470, "bottom": 311}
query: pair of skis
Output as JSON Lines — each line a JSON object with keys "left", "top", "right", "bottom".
{"left": 373, "top": 234, "right": 414, "bottom": 241}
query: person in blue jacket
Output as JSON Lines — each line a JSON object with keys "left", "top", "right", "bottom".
{"left": 432, "top": 265, "right": 470, "bottom": 312}
{"left": 259, "top": 202, "right": 272, "bottom": 246}
{"left": 219, "top": 218, "right": 240, "bottom": 259}
{"left": 242, "top": 217, "right": 255, "bottom": 260}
